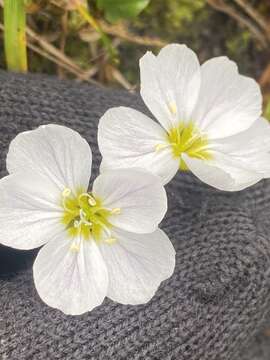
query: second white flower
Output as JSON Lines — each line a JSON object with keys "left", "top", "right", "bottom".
{"left": 98, "top": 44, "right": 270, "bottom": 191}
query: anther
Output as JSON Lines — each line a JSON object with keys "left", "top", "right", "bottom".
{"left": 155, "top": 143, "right": 168, "bottom": 152}
{"left": 70, "top": 242, "right": 80, "bottom": 252}
{"left": 78, "top": 193, "right": 97, "bottom": 206}
{"left": 105, "top": 237, "right": 117, "bottom": 245}
{"left": 62, "top": 188, "right": 71, "bottom": 197}
{"left": 111, "top": 208, "right": 121, "bottom": 215}
{"left": 168, "top": 102, "right": 177, "bottom": 115}
{"left": 88, "top": 195, "right": 97, "bottom": 206}
{"left": 74, "top": 220, "right": 81, "bottom": 228}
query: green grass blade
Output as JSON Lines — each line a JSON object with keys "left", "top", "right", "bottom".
{"left": 4, "top": 0, "right": 28, "bottom": 72}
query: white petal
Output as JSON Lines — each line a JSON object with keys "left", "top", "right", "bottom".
{"left": 33, "top": 234, "right": 108, "bottom": 315}
{"left": 99, "top": 228, "right": 175, "bottom": 305}
{"left": 182, "top": 153, "right": 262, "bottom": 191}
{"left": 140, "top": 44, "right": 201, "bottom": 131}
{"left": 211, "top": 117, "right": 270, "bottom": 156}
{"left": 0, "top": 171, "right": 63, "bottom": 249}
{"left": 248, "top": 152, "right": 270, "bottom": 177}
{"left": 92, "top": 169, "right": 167, "bottom": 233}
{"left": 192, "top": 57, "right": 262, "bottom": 138}
{"left": 7, "top": 124, "right": 92, "bottom": 192}
{"left": 208, "top": 117, "right": 270, "bottom": 177}
{"left": 98, "top": 107, "right": 179, "bottom": 184}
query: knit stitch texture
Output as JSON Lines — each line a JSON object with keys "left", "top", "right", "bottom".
{"left": 0, "top": 71, "right": 269, "bottom": 360}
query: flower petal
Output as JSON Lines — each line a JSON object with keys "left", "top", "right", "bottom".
{"left": 98, "top": 106, "right": 179, "bottom": 184}
{"left": 0, "top": 171, "right": 63, "bottom": 249}
{"left": 140, "top": 44, "right": 201, "bottom": 131}
{"left": 208, "top": 117, "right": 270, "bottom": 178}
{"left": 99, "top": 228, "right": 175, "bottom": 305}
{"left": 192, "top": 57, "right": 262, "bottom": 138}
{"left": 7, "top": 124, "right": 92, "bottom": 192}
{"left": 248, "top": 152, "right": 270, "bottom": 177}
{"left": 92, "top": 169, "right": 167, "bottom": 233}
{"left": 182, "top": 153, "right": 262, "bottom": 191}
{"left": 33, "top": 234, "right": 108, "bottom": 315}
{"left": 211, "top": 117, "right": 270, "bottom": 156}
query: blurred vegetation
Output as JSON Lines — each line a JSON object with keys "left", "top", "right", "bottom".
{"left": 0, "top": 0, "right": 270, "bottom": 114}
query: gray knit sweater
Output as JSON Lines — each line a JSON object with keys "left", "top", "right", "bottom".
{"left": 0, "top": 71, "right": 269, "bottom": 360}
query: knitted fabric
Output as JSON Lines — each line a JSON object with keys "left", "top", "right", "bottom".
{"left": 240, "top": 324, "right": 270, "bottom": 360}
{"left": 0, "top": 71, "right": 269, "bottom": 360}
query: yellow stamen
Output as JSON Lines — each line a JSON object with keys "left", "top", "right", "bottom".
{"left": 155, "top": 121, "right": 213, "bottom": 171}
{"left": 61, "top": 189, "right": 119, "bottom": 244}
{"left": 168, "top": 122, "right": 212, "bottom": 170}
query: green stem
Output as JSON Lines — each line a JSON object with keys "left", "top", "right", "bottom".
{"left": 4, "top": 0, "right": 28, "bottom": 72}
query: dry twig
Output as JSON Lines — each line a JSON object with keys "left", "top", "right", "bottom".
{"left": 50, "top": 0, "right": 166, "bottom": 48}
{"left": 233, "top": 0, "right": 270, "bottom": 36}
{"left": 58, "top": 10, "right": 68, "bottom": 78}
{"left": 206, "top": 0, "right": 268, "bottom": 48}
{"left": 0, "top": 22, "right": 88, "bottom": 81}
{"left": 100, "top": 21, "right": 166, "bottom": 47}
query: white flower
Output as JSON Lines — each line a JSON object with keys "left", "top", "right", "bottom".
{"left": 98, "top": 44, "right": 270, "bottom": 191}
{"left": 0, "top": 124, "right": 175, "bottom": 315}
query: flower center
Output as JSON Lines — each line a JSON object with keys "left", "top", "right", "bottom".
{"left": 61, "top": 188, "right": 120, "bottom": 250}
{"left": 156, "top": 122, "right": 212, "bottom": 170}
